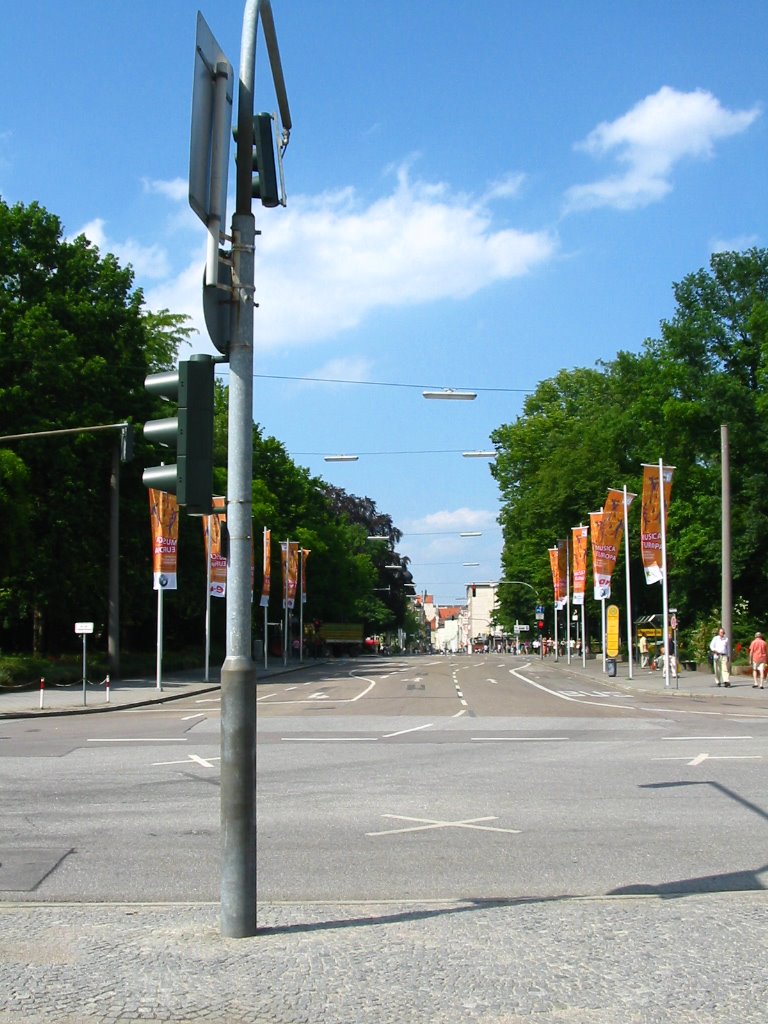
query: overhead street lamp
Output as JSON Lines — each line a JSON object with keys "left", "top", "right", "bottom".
{"left": 324, "top": 454, "right": 359, "bottom": 462}
{"left": 422, "top": 389, "right": 477, "bottom": 400}
{"left": 462, "top": 450, "right": 496, "bottom": 458}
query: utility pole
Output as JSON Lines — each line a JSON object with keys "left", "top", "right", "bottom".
{"left": 721, "top": 424, "right": 732, "bottom": 646}
{"left": 223, "top": 0, "right": 291, "bottom": 939}
{"left": 187, "top": 0, "right": 290, "bottom": 938}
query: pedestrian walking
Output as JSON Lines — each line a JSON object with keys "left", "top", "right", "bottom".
{"left": 709, "top": 627, "right": 730, "bottom": 687}
{"left": 748, "top": 631, "right": 767, "bottom": 689}
{"left": 639, "top": 634, "right": 649, "bottom": 668}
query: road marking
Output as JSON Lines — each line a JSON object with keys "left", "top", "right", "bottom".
{"left": 256, "top": 692, "right": 278, "bottom": 701}
{"left": 654, "top": 753, "right": 762, "bottom": 766}
{"left": 308, "top": 692, "right": 330, "bottom": 700}
{"left": 452, "top": 709, "right": 468, "bottom": 718}
{"left": 281, "top": 736, "right": 378, "bottom": 742}
{"left": 510, "top": 668, "right": 633, "bottom": 711}
{"left": 639, "top": 706, "right": 721, "bottom": 716}
{"left": 195, "top": 698, "right": 221, "bottom": 704}
{"left": 661, "top": 735, "right": 752, "bottom": 741}
{"left": 486, "top": 678, "right": 498, "bottom": 685}
{"left": 87, "top": 738, "right": 187, "bottom": 743}
{"left": 366, "top": 814, "right": 521, "bottom": 837}
{"left": 181, "top": 713, "right": 206, "bottom": 721}
{"left": 152, "top": 753, "right": 220, "bottom": 767}
{"left": 382, "top": 723, "right": 434, "bottom": 738}
{"left": 471, "top": 736, "right": 569, "bottom": 742}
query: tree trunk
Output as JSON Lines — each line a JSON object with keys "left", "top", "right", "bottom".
{"left": 32, "top": 606, "right": 43, "bottom": 656}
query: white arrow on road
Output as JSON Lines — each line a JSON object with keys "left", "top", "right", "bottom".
{"left": 152, "top": 753, "right": 221, "bottom": 768}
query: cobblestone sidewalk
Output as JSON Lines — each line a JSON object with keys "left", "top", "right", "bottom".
{"left": 1, "top": 893, "right": 766, "bottom": 1023}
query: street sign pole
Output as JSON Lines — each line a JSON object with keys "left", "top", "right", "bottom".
{"left": 218, "top": 0, "right": 292, "bottom": 940}
{"left": 74, "top": 622, "right": 94, "bottom": 706}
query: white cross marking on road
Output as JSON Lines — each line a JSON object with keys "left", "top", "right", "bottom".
{"left": 152, "top": 753, "right": 221, "bottom": 768}
{"left": 366, "top": 814, "right": 521, "bottom": 836}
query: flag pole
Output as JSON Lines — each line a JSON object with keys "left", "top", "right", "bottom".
{"left": 659, "top": 459, "right": 671, "bottom": 688}
{"left": 624, "top": 485, "right": 634, "bottom": 680}
{"left": 566, "top": 535, "right": 571, "bottom": 664}
{"left": 204, "top": 516, "right": 212, "bottom": 682}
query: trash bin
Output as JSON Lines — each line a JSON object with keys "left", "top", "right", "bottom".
{"left": 606, "top": 658, "right": 617, "bottom": 678}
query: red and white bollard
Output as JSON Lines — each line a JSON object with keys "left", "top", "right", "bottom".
{"left": 105, "top": 673, "right": 110, "bottom": 704}
{"left": 39, "top": 677, "right": 45, "bottom": 710}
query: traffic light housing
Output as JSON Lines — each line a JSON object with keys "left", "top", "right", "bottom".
{"left": 234, "top": 112, "right": 279, "bottom": 208}
{"left": 142, "top": 355, "right": 215, "bottom": 516}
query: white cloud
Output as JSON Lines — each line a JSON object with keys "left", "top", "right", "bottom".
{"left": 564, "top": 86, "right": 760, "bottom": 212}
{"left": 75, "top": 217, "right": 172, "bottom": 281}
{"left": 402, "top": 507, "right": 498, "bottom": 534}
{"left": 142, "top": 165, "right": 557, "bottom": 353}
{"left": 710, "top": 234, "right": 760, "bottom": 254}
{"left": 300, "top": 356, "right": 375, "bottom": 388}
{"left": 483, "top": 172, "right": 527, "bottom": 202}
{"left": 142, "top": 176, "right": 187, "bottom": 202}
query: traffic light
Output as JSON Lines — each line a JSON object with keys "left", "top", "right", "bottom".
{"left": 538, "top": 620, "right": 545, "bottom": 631}
{"left": 471, "top": 584, "right": 477, "bottom": 597}
{"left": 142, "top": 354, "right": 215, "bottom": 516}
{"left": 234, "top": 112, "right": 279, "bottom": 208}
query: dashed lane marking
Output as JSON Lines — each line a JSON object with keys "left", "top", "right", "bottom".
{"left": 471, "top": 736, "right": 569, "bottom": 742}
{"left": 87, "top": 738, "right": 187, "bottom": 743}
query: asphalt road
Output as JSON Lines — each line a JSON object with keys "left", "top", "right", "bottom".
{"left": 3, "top": 653, "right": 768, "bottom": 1024}
{"left": 2, "top": 653, "right": 767, "bottom": 904}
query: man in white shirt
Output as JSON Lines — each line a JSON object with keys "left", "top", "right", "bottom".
{"left": 709, "top": 627, "right": 730, "bottom": 687}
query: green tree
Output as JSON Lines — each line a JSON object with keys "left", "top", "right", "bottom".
{"left": 0, "top": 199, "right": 186, "bottom": 653}
{"left": 491, "top": 248, "right": 768, "bottom": 649}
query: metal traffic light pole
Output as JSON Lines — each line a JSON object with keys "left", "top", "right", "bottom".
{"left": 221, "top": 0, "right": 291, "bottom": 939}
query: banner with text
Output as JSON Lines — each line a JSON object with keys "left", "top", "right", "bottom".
{"left": 301, "top": 548, "right": 311, "bottom": 604}
{"left": 591, "top": 489, "right": 635, "bottom": 599}
{"left": 281, "top": 540, "right": 300, "bottom": 609}
{"left": 548, "top": 542, "right": 567, "bottom": 609}
{"left": 640, "top": 464, "right": 675, "bottom": 584}
{"left": 260, "top": 528, "right": 271, "bottom": 608}
{"left": 149, "top": 488, "right": 179, "bottom": 591}
{"left": 572, "top": 526, "right": 588, "bottom": 606}
{"left": 202, "top": 496, "right": 227, "bottom": 598}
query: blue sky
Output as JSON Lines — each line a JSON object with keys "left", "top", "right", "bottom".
{"left": 3, "top": 1, "right": 767, "bottom": 607}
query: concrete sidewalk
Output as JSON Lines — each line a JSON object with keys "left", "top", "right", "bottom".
{"left": 549, "top": 650, "right": 768, "bottom": 702}
{"left": 0, "top": 656, "right": 326, "bottom": 719}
